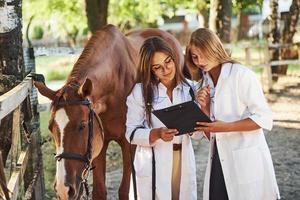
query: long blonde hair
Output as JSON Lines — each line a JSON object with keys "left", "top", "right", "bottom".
{"left": 185, "top": 28, "right": 237, "bottom": 73}
{"left": 137, "top": 37, "right": 187, "bottom": 125}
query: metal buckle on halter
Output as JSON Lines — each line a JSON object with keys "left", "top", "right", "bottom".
{"left": 81, "top": 164, "right": 91, "bottom": 180}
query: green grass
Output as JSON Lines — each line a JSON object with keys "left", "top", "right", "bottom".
{"left": 39, "top": 112, "right": 56, "bottom": 199}
{"left": 287, "top": 64, "right": 300, "bottom": 72}
{"left": 35, "top": 55, "right": 78, "bottom": 81}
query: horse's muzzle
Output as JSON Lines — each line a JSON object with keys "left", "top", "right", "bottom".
{"left": 55, "top": 180, "right": 83, "bottom": 200}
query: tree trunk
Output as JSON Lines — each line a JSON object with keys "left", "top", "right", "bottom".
{"left": 236, "top": 12, "right": 249, "bottom": 41}
{"left": 236, "top": 11, "right": 242, "bottom": 41}
{"left": 199, "top": 8, "right": 209, "bottom": 28}
{"left": 280, "top": 0, "right": 300, "bottom": 74}
{"left": 282, "top": 0, "right": 300, "bottom": 44}
{"left": 269, "top": 0, "right": 281, "bottom": 81}
{"left": 85, "top": 0, "right": 109, "bottom": 33}
{"left": 209, "top": 0, "right": 232, "bottom": 43}
{"left": 0, "top": 0, "right": 24, "bottom": 164}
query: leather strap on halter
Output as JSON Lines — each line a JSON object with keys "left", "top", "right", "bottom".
{"left": 54, "top": 99, "right": 96, "bottom": 164}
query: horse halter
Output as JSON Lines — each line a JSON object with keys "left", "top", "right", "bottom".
{"left": 53, "top": 87, "right": 104, "bottom": 197}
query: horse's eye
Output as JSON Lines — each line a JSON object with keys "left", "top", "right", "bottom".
{"left": 79, "top": 122, "right": 86, "bottom": 131}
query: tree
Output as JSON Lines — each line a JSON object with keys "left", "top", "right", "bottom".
{"left": 0, "top": 0, "right": 24, "bottom": 163}
{"left": 85, "top": 0, "right": 109, "bottom": 33}
{"left": 209, "top": 0, "right": 232, "bottom": 43}
{"left": 282, "top": 0, "right": 300, "bottom": 44}
{"left": 23, "top": 0, "right": 87, "bottom": 46}
{"left": 281, "top": 0, "right": 300, "bottom": 73}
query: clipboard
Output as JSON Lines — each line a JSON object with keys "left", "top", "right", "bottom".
{"left": 152, "top": 101, "right": 211, "bottom": 135}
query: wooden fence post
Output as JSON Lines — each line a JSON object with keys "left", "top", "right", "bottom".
{"left": 263, "top": 46, "right": 273, "bottom": 92}
{"left": 23, "top": 47, "right": 45, "bottom": 199}
{"left": 245, "top": 47, "right": 251, "bottom": 68}
{"left": 11, "top": 107, "right": 21, "bottom": 173}
{"left": 0, "top": 151, "right": 10, "bottom": 200}
{"left": 298, "top": 44, "right": 300, "bottom": 66}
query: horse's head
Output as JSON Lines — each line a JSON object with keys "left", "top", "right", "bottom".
{"left": 34, "top": 78, "right": 104, "bottom": 200}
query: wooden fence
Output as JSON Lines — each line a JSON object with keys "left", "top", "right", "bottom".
{"left": 0, "top": 48, "right": 45, "bottom": 199}
{"left": 224, "top": 42, "right": 300, "bottom": 92}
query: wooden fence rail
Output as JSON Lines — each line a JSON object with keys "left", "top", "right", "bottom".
{"left": 0, "top": 75, "right": 44, "bottom": 200}
{"left": 0, "top": 77, "right": 32, "bottom": 122}
{"left": 224, "top": 42, "right": 300, "bottom": 92}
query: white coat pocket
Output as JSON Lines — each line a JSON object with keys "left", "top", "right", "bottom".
{"left": 232, "top": 146, "right": 264, "bottom": 185}
{"left": 134, "top": 146, "right": 152, "bottom": 177}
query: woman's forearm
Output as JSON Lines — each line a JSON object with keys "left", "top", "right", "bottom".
{"left": 226, "top": 118, "right": 260, "bottom": 132}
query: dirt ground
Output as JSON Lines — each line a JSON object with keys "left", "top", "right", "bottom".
{"left": 98, "top": 73, "right": 300, "bottom": 200}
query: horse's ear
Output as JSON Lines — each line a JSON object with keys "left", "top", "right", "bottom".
{"left": 34, "top": 81, "right": 56, "bottom": 100}
{"left": 79, "top": 78, "right": 93, "bottom": 97}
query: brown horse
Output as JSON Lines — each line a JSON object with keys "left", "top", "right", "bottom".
{"left": 34, "top": 24, "right": 184, "bottom": 200}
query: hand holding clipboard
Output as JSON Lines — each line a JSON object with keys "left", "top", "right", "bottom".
{"left": 152, "top": 101, "right": 211, "bottom": 135}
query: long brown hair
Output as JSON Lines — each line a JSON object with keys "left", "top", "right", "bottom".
{"left": 185, "top": 28, "right": 237, "bottom": 74}
{"left": 137, "top": 37, "right": 187, "bottom": 125}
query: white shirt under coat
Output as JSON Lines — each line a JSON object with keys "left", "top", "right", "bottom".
{"left": 125, "top": 80, "right": 198, "bottom": 200}
{"left": 202, "top": 62, "right": 280, "bottom": 200}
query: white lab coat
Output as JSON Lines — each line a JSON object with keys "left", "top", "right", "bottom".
{"left": 125, "top": 81, "right": 197, "bottom": 200}
{"left": 202, "top": 63, "right": 280, "bottom": 200}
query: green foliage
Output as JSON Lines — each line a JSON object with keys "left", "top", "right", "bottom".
{"left": 23, "top": 0, "right": 213, "bottom": 38}
{"left": 108, "top": 0, "right": 161, "bottom": 30}
{"left": 31, "top": 25, "right": 44, "bottom": 39}
{"left": 108, "top": 0, "right": 206, "bottom": 31}
{"left": 165, "top": 0, "right": 208, "bottom": 14}
{"left": 23, "top": 0, "right": 88, "bottom": 43}
{"left": 232, "top": 0, "right": 264, "bottom": 15}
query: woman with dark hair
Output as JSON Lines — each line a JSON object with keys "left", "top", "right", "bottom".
{"left": 186, "top": 28, "right": 280, "bottom": 200}
{"left": 125, "top": 37, "right": 199, "bottom": 200}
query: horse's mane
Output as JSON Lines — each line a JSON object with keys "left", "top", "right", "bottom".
{"left": 66, "top": 25, "right": 123, "bottom": 84}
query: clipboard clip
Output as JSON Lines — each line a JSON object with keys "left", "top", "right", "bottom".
{"left": 164, "top": 105, "right": 184, "bottom": 112}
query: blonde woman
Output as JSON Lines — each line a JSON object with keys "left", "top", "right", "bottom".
{"left": 125, "top": 37, "right": 199, "bottom": 200}
{"left": 186, "top": 28, "right": 280, "bottom": 200}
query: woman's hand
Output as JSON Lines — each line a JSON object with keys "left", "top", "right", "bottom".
{"left": 194, "top": 118, "right": 261, "bottom": 133}
{"left": 194, "top": 120, "right": 229, "bottom": 133}
{"left": 196, "top": 86, "right": 210, "bottom": 116}
{"left": 149, "top": 127, "right": 178, "bottom": 143}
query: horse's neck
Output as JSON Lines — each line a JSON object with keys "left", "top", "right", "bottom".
{"left": 69, "top": 33, "right": 139, "bottom": 114}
